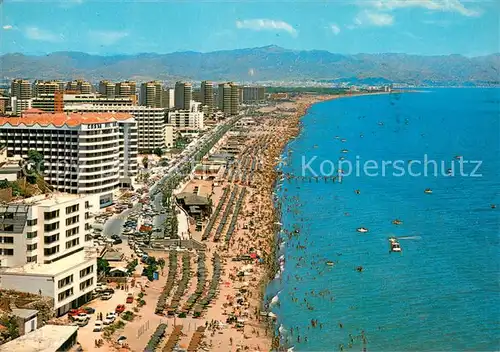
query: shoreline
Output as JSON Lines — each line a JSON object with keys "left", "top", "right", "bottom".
{"left": 258, "top": 91, "right": 395, "bottom": 350}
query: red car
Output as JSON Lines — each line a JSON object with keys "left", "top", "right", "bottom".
{"left": 68, "top": 308, "right": 84, "bottom": 319}
{"left": 126, "top": 293, "right": 134, "bottom": 304}
{"left": 115, "top": 304, "right": 126, "bottom": 314}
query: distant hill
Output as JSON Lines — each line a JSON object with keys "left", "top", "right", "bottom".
{"left": 1, "top": 46, "right": 499, "bottom": 86}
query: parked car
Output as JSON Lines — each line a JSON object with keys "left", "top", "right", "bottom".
{"left": 113, "top": 239, "right": 123, "bottom": 245}
{"left": 126, "top": 293, "right": 134, "bottom": 304}
{"left": 77, "top": 319, "right": 89, "bottom": 327}
{"left": 82, "top": 307, "right": 95, "bottom": 314}
{"left": 115, "top": 304, "right": 125, "bottom": 314}
{"left": 68, "top": 309, "right": 83, "bottom": 318}
{"left": 93, "top": 320, "right": 103, "bottom": 332}
{"left": 75, "top": 313, "right": 89, "bottom": 322}
{"left": 101, "top": 292, "right": 113, "bottom": 300}
{"left": 102, "top": 288, "right": 115, "bottom": 294}
{"left": 104, "top": 312, "right": 117, "bottom": 325}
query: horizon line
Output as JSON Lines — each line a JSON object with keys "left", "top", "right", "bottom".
{"left": 1, "top": 45, "right": 498, "bottom": 58}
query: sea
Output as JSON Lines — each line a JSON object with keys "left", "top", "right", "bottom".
{"left": 267, "top": 88, "right": 500, "bottom": 352}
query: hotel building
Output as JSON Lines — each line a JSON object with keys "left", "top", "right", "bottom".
{"left": 0, "top": 112, "right": 138, "bottom": 207}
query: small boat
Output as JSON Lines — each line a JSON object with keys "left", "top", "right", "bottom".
{"left": 378, "top": 121, "right": 384, "bottom": 126}
{"left": 447, "top": 168, "right": 453, "bottom": 175}
{"left": 341, "top": 149, "right": 349, "bottom": 153}
{"left": 424, "top": 188, "right": 433, "bottom": 194}
{"left": 326, "top": 261, "right": 335, "bottom": 266}
{"left": 455, "top": 155, "right": 462, "bottom": 160}
{"left": 492, "top": 204, "right": 496, "bottom": 209}
{"left": 392, "top": 219, "right": 403, "bottom": 225}
{"left": 357, "top": 227, "right": 369, "bottom": 233}
{"left": 335, "top": 136, "right": 340, "bottom": 139}
{"left": 354, "top": 189, "right": 360, "bottom": 194}
{"left": 339, "top": 157, "right": 345, "bottom": 161}
{"left": 341, "top": 139, "right": 347, "bottom": 143}
{"left": 389, "top": 238, "right": 402, "bottom": 252}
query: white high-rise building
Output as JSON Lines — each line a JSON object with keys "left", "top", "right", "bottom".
{"left": 0, "top": 112, "right": 138, "bottom": 207}
{"left": 63, "top": 104, "right": 166, "bottom": 152}
{"left": 0, "top": 193, "right": 98, "bottom": 316}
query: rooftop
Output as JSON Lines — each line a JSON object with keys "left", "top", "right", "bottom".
{"left": 176, "top": 193, "right": 210, "bottom": 206}
{"left": 9, "top": 192, "right": 91, "bottom": 207}
{"left": 0, "top": 324, "right": 78, "bottom": 352}
{"left": 0, "top": 112, "right": 132, "bottom": 128}
{"left": 11, "top": 308, "right": 38, "bottom": 320}
{"left": 0, "top": 249, "right": 95, "bottom": 277}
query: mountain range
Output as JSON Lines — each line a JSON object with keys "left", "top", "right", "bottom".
{"left": 1, "top": 45, "right": 499, "bottom": 86}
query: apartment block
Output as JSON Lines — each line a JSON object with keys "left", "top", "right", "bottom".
{"left": 33, "top": 81, "right": 65, "bottom": 97}
{"left": 200, "top": 81, "right": 214, "bottom": 115}
{"left": 65, "top": 80, "right": 92, "bottom": 94}
{"left": 63, "top": 104, "right": 165, "bottom": 152}
{"left": 0, "top": 193, "right": 98, "bottom": 316}
{"left": 174, "top": 81, "right": 192, "bottom": 111}
{"left": 11, "top": 79, "right": 32, "bottom": 100}
{"left": 140, "top": 81, "right": 168, "bottom": 108}
{"left": 32, "top": 94, "right": 135, "bottom": 112}
{"left": 242, "top": 86, "right": 266, "bottom": 103}
{"left": 0, "top": 112, "right": 138, "bottom": 207}
{"left": 218, "top": 82, "right": 239, "bottom": 116}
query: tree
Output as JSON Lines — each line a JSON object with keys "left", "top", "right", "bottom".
{"left": 97, "top": 258, "right": 110, "bottom": 275}
{"left": 142, "top": 156, "right": 149, "bottom": 169}
{"left": 26, "top": 150, "right": 45, "bottom": 184}
{"left": 153, "top": 148, "right": 164, "bottom": 157}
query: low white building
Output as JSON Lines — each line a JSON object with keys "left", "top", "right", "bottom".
{"left": 167, "top": 110, "right": 204, "bottom": 130}
{"left": 0, "top": 249, "right": 96, "bottom": 316}
{"left": 0, "top": 193, "right": 98, "bottom": 268}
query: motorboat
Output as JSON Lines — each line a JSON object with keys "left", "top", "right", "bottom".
{"left": 354, "top": 189, "right": 360, "bottom": 194}
{"left": 341, "top": 149, "right": 349, "bottom": 153}
{"left": 389, "top": 238, "right": 402, "bottom": 252}
{"left": 357, "top": 227, "right": 369, "bottom": 233}
{"left": 326, "top": 261, "right": 334, "bottom": 266}
{"left": 392, "top": 219, "right": 403, "bottom": 225}
{"left": 424, "top": 188, "right": 433, "bottom": 194}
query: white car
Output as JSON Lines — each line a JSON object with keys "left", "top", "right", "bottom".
{"left": 104, "top": 313, "right": 117, "bottom": 325}
{"left": 75, "top": 313, "right": 89, "bottom": 322}
{"left": 93, "top": 320, "right": 103, "bottom": 332}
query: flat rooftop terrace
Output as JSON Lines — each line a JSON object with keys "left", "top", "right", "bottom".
{"left": 0, "top": 324, "right": 78, "bottom": 352}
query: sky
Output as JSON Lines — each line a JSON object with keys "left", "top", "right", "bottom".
{"left": 0, "top": 0, "right": 498, "bottom": 56}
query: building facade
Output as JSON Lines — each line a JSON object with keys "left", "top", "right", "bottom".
{"left": 167, "top": 110, "right": 204, "bottom": 130}
{"left": 0, "top": 113, "right": 138, "bottom": 207}
{"left": 174, "top": 82, "right": 192, "bottom": 111}
{"left": 218, "top": 82, "right": 239, "bottom": 115}
{"left": 65, "top": 80, "right": 92, "bottom": 94}
{"left": 63, "top": 104, "right": 165, "bottom": 152}
{"left": 32, "top": 94, "right": 135, "bottom": 112}
{"left": 200, "top": 81, "right": 214, "bottom": 116}
{"left": 241, "top": 86, "right": 266, "bottom": 103}
{"left": 0, "top": 193, "right": 98, "bottom": 315}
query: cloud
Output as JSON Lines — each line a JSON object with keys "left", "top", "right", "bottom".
{"left": 24, "top": 27, "right": 63, "bottom": 42}
{"left": 330, "top": 24, "right": 341, "bottom": 35}
{"left": 2, "top": 25, "right": 13, "bottom": 30}
{"left": 354, "top": 11, "right": 394, "bottom": 26}
{"left": 366, "top": 0, "right": 480, "bottom": 17}
{"left": 89, "top": 30, "right": 129, "bottom": 45}
{"left": 235, "top": 19, "right": 298, "bottom": 36}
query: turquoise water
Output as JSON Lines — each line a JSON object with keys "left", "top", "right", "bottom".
{"left": 269, "top": 89, "right": 500, "bottom": 351}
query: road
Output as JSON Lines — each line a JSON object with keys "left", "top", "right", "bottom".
{"left": 101, "top": 116, "right": 240, "bottom": 241}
